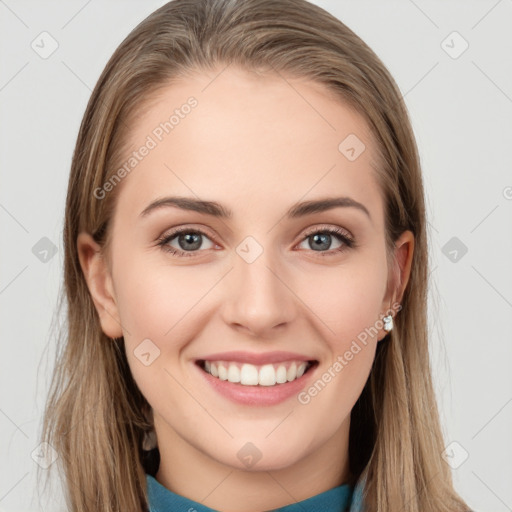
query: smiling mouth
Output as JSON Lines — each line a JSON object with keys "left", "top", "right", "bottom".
{"left": 196, "top": 359, "right": 318, "bottom": 387}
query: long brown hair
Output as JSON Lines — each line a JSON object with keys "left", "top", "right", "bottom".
{"left": 39, "top": 0, "right": 471, "bottom": 510}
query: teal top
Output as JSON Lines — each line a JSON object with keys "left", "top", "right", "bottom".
{"left": 146, "top": 473, "right": 366, "bottom": 511}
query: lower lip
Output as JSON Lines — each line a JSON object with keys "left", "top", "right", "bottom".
{"left": 194, "top": 362, "right": 317, "bottom": 406}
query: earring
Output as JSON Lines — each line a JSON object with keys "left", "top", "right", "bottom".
{"left": 383, "top": 314, "right": 394, "bottom": 332}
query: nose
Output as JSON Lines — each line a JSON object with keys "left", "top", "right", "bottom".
{"left": 221, "top": 247, "right": 297, "bottom": 338}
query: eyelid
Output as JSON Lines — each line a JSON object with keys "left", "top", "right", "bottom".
{"left": 157, "top": 224, "right": 217, "bottom": 243}
{"left": 301, "top": 223, "right": 353, "bottom": 240}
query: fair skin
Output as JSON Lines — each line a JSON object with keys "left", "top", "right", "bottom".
{"left": 78, "top": 66, "right": 414, "bottom": 512}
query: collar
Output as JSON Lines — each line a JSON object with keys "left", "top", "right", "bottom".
{"left": 146, "top": 472, "right": 366, "bottom": 511}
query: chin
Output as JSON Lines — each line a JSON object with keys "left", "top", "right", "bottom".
{"left": 208, "top": 439, "right": 310, "bottom": 473}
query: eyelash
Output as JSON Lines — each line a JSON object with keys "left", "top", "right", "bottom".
{"left": 156, "top": 225, "right": 356, "bottom": 258}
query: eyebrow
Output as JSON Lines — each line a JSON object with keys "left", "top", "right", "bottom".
{"left": 139, "top": 195, "right": 371, "bottom": 221}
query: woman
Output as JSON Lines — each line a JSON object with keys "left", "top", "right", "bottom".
{"left": 40, "top": 0, "right": 472, "bottom": 510}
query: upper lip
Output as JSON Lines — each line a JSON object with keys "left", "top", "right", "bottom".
{"left": 196, "top": 351, "right": 317, "bottom": 365}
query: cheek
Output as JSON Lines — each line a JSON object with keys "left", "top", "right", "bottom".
{"left": 113, "top": 259, "right": 210, "bottom": 410}
{"left": 113, "top": 257, "right": 221, "bottom": 387}
{"left": 299, "top": 254, "right": 388, "bottom": 348}
{"left": 295, "top": 263, "right": 384, "bottom": 424}
{"left": 289, "top": 256, "right": 386, "bottom": 416}
{"left": 114, "top": 255, "right": 211, "bottom": 341}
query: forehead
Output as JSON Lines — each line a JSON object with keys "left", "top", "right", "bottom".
{"left": 113, "top": 66, "right": 383, "bottom": 226}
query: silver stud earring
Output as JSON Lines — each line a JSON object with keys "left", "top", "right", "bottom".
{"left": 383, "top": 314, "right": 394, "bottom": 332}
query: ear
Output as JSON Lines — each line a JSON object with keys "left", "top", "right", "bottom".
{"left": 77, "top": 232, "right": 123, "bottom": 338}
{"left": 379, "top": 230, "right": 415, "bottom": 338}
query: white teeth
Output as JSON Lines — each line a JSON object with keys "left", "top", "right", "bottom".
{"left": 276, "top": 365, "right": 287, "bottom": 384}
{"left": 287, "top": 362, "right": 297, "bottom": 381}
{"left": 202, "top": 360, "right": 312, "bottom": 386}
{"left": 259, "top": 364, "right": 276, "bottom": 386}
{"left": 218, "top": 363, "right": 228, "bottom": 381}
{"left": 227, "top": 364, "right": 241, "bottom": 383}
{"left": 240, "top": 364, "right": 259, "bottom": 385}
{"left": 296, "top": 363, "right": 307, "bottom": 378}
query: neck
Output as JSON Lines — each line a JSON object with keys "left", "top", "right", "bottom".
{"left": 154, "top": 417, "right": 351, "bottom": 512}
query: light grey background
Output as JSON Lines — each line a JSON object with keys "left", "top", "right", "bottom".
{"left": 1, "top": 1, "right": 511, "bottom": 511}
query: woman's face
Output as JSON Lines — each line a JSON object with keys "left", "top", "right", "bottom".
{"left": 79, "top": 66, "right": 412, "bottom": 475}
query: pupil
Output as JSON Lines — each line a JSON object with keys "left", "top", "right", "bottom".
{"left": 312, "top": 233, "right": 330, "bottom": 251}
{"left": 180, "top": 233, "right": 201, "bottom": 250}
